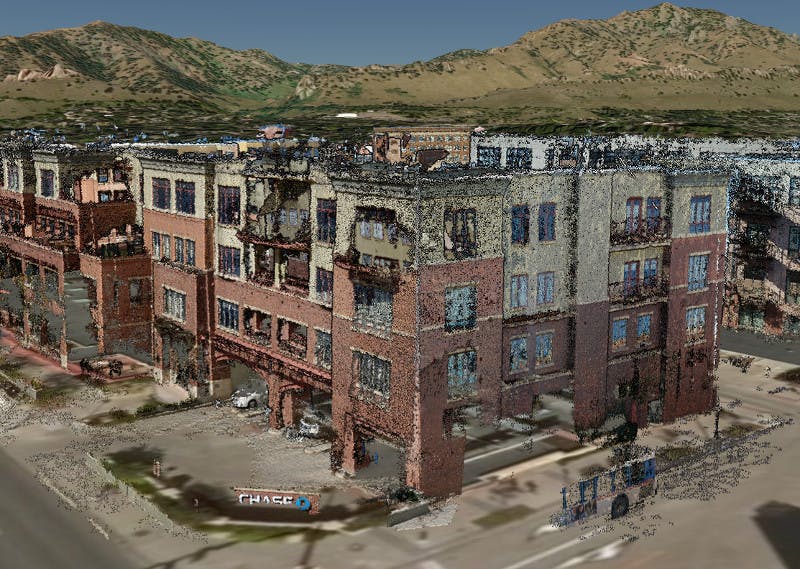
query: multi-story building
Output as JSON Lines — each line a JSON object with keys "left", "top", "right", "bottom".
{"left": 373, "top": 125, "right": 473, "bottom": 165}
{"left": 1, "top": 139, "right": 729, "bottom": 499}
{"left": 724, "top": 158, "right": 800, "bottom": 336}
{"left": 135, "top": 146, "right": 727, "bottom": 496}
{"left": 0, "top": 144, "right": 151, "bottom": 366}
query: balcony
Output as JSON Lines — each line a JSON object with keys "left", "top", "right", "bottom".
{"left": 0, "top": 221, "right": 25, "bottom": 238}
{"left": 609, "top": 277, "right": 669, "bottom": 304}
{"left": 610, "top": 217, "right": 670, "bottom": 246}
{"left": 735, "top": 279, "right": 782, "bottom": 308}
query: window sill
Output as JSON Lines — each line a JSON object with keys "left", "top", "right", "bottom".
{"left": 509, "top": 367, "right": 529, "bottom": 375}
{"left": 352, "top": 325, "right": 391, "bottom": 340}
{"left": 444, "top": 326, "right": 478, "bottom": 335}
{"left": 534, "top": 361, "right": 554, "bottom": 369}
{"left": 687, "top": 286, "right": 709, "bottom": 294}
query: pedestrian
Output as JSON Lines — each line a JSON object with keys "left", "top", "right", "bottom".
{"left": 194, "top": 497, "right": 199, "bottom": 513}
{"left": 153, "top": 459, "right": 161, "bottom": 479}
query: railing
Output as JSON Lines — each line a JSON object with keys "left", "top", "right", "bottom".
{"left": 278, "top": 338, "right": 307, "bottom": 359}
{"left": 0, "top": 222, "right": 25, "bottom": 237}
{"left": 609, "top": 277, "right": 669, "bottom": 303}
{"left": 610, "top": 217, "right": 670, "bottom": 246}
{"left": 243, "top": 330, "right": 271, "bottom": 347}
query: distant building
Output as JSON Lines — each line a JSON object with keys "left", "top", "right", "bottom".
{"left": 373, "top": 125, "right": 473, "bottom": 165}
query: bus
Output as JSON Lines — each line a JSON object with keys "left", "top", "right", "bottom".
{"left": 555, "top": 454, "right": 657, "bottom": 526}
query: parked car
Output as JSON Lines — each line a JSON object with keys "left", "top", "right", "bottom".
{"left": 231, "top": 389, "right": 266, "bottom": 409}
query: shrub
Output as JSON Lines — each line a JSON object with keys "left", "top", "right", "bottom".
{"left": 109, "top": 408, "right": 133, "bottom": 421}
{"left": 135, "top": 402, "right": 160, "bottom": 416}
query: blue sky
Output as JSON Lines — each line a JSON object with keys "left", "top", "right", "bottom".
{"left": 1, "top": 1, "right": 797, "bottom": 65}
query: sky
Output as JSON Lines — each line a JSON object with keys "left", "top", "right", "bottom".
{"left": 1, "top": 1, "right": 798, "bottom": 66}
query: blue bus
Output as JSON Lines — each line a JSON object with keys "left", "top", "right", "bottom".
{"left": 556, "top": 454, "right": 657, "bottom": 526}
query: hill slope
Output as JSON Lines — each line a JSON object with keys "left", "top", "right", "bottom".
{"left": 2, "top": 3, "right": 800, "bottom": 139}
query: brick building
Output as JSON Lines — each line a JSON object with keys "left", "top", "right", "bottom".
{"left": 1, "top": 140, "right": 729, "bottom": 498}
{"left": 373, "top": 125, "right": 473, "bottom": 165}
{"left": 134, "top": 146, "right": 727, "bottom": 497}
{"left": 0, "top": 143, "right": 151, "bottom": 366}
{"left": 724, "top": 158, "right": 800, "bottom": 336}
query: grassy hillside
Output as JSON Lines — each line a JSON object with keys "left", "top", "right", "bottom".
{"left": 2, "top": 3, "right": 800, "bottom": 141}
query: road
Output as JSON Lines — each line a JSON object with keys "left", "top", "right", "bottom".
{"left": 721, "top": 328, "right": 800, "bottom": 365}
{"left": 0, "top": 448, "right": 141, "bottom": 569}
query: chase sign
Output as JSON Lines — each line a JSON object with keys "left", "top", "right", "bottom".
{"left": 233, "top": 488, "right": 320, "bottom": 515}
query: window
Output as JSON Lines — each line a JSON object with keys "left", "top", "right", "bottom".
{"left": 186, "top": 240, "right": 195, "bottom": 266}
{"left": 162, "top": 234, "right": 171, "bottom": 260}
{"left": 686, "top": 306, "right": 706, "bottom": 341}
{"left": 317, "top": 199, "right": 337, "bottom": 243}
{"left": 790, "top": 178, "right": 800, "bottom": 207}
{"left": 787, "top": 272, "right": 800, "bottom": 305}
{"left": 646, "top": 198, "right": 662, "bottom": 231}
{"left": 97, "top": 169, "right": 109, "bottom": 183}
{"left": 538, "top": 203, "right": 556, "bottom": 242}
{"left": 218, "top": 186, "right": 241, "bottom": 226}
{"left": 476, "top": 146, "right": 500, "bottom": 167}
{"left": 445, "top": 285, "right": 477, "bottom": 331}
{"left": 130, "top": 279, "right": 143, "bottom": 305}
{"left": 354, "top": 351, "right": 391, "bottom": 396}
{"left": 637, "top": 314, "right": 651, "bottom": 344}
{"left": 243, "top": 308, "right": 271, "bottom": 345}
{"left": 218, "top": 245, "right": 241, "bottom": 277}
{"left": 113, "top": 168, "right": 125, "bottom": 183}
{"left": 789, "top": 227, "right": 800, "bottom": 257}
{"left": 152, "top": 232, "right": 161, "bottom": 258}
{"left": 163, "top": 288, "right": 186, "bottom": 321}
{"left": 612, "top": 318, "right": 628, "bottom": 349}
{"left": 152, "top": 178, "right": 170, "bottom": 210}
{"left": 689, "top": 196, "right": 711, "bottom": 234}
{"left": 316, "top": 268, "right": 333, "bottom": 304}
{"left": 41, "top": 169, "right": 54, "bottom": 197}
{"left": 315, "top": 331, "right": 332, "bottom": 369}
{"left": 354, "top": 284, "right": 393, "bottom": 334}
{"left": 535, "top": 332, "right": 553, "bottom": 366}
{"left": 175, "top": 181, "right": 195, "bottom": 214}
{"left": 509, "top": 337, "right": 528, "bottom": 372}
{"left": 510, "top": 274, "right": 528, "bottom": 309}
{"left": 99, "top": 191, "right": 111, "bottom": 203}
{"left": 623, "top": 261, "right": 640, "bottom": 296}
{"left": 279, "top": 209, "right": 287, "bottom": 224}
{"left": 511, "top": 205, "right": 530, "bottom": 244}
{"left": 373, "top": 220, "right": 384, "bottom": 240}
{"left": 174, "top": 237, "right": 186, "bottom": 263}
{"left": 746, "top": 223, "right": 769, "bottom": 247}
{"left": 218, "top": 299, "right": 239, "bottom": 331}
{"left": 536, "top": 272, "right": 554, "bottom": 305}
{"left": 299, "top": 209, "right": 309, "bottom": 225}
{"left": 688, "top": 254, "right": 709, "bottom": 291}
{"left": 643, "top": 258, "right": 658, "bottom": 288}
{"left": 289, "top": 208, "right": 298, "bottom": 226}
{"left": 447, "top": 350, "right": 477, "bottom": 398}
{"left": 7, "top": 164, "right": 19, "bottom": 190}
{"left": 360, "top": 219, "right": 371, "bottom": 238}
{"left": 444, "top": 208, "right": 477, "bottom": 258}
{"left": 507, "top": 147, "right": 532, "bottom": 170}
{"left": 625, "top": 198, "right": 642, "bottom": 233}
{"left": 739, "top": 306, "right": 765, "bottom": 330}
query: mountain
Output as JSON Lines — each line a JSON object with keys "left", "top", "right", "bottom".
{"left": 2, "top": 3, "right": 800, "bottom": 140}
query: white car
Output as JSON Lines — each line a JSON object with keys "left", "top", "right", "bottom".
{"left": 231, "top": 389, "right": 266, "bottom": 409}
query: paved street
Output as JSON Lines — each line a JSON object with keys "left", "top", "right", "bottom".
{"left": 0, "top": 448, "right": 141, "bottom": 569}
{"left": 721, "top": 328, "right": 800, "bottom": 365}
{"left": 1, "top": 346, "right": 798, "bottom": 569}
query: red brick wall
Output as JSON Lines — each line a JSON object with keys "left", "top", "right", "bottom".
{"left": 143, "top": 210, "right": 211, "bottom": 270}
{"left": 573, "top": 301, "right": 610, "bottom": 429}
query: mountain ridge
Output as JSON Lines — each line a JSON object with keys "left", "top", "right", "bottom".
{"left": 1, "top": 3, "right": 800, "bottom": 139}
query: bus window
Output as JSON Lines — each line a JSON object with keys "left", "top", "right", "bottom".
{"left": 644, "top": 458, "right": 656, "bottom": 480}
{"left": 631, "top": 461, "right": 646, "bottom": 485}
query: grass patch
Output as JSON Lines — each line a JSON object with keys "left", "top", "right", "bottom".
{"left": 720, "top": 422, "right": 761, "bottom": 439}
{"left": 473, "top": 504, "right": 534, "bottom": 529}
{"left": 656, "top": 444, "right": 698, "bottom": 463}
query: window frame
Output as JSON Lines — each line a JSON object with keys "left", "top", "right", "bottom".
{"left": 511, "top": 204, "right": 530, "bottom": 245}
{"left": 536, "top": 271, "right": 555, "bottom": 305}
{"left": 444, "top": 284, "right": 478, "bottom": 332}
{"left": 152, "top": 178, "right": 171, "bottom": 210}
{"left": 510, "top": 273, "right": 528, "bottom": 309}
{"left": 175, "top": 180, "right": 196, "bottom": 215}
{"left": 687, "top": 253, "right": 710, "bottom": 292}
{"left": 534, "top": 331, "right": 554, "bottom": 367}
{"left": 689, "top": 195, "right": 712, "bottom": 234}
{"left": 447, "top": 349, "right": 478, "bottom": 399}
{"left": 538, "top": 203, "right": 556, "bottom": 242}
{"left": 509, "top": 336, "right": 529, "bottom": 373}
{"left": 218, "top": 185, "right": 241, "bottom": 226}
{"left": 612, "top": 317, "right": 628, "bottom": 350}
{"left": 217, "top": 298, "right": 240, "bottom": 332}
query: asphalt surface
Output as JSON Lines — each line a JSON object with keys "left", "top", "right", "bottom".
{"left": 720, "top": 328, "right": 800, "bottom": 365}
{"left": 0, "top": 448, "right": 140, "bottom": 569}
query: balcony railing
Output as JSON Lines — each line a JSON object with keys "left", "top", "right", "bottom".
{"left": 609, "top": 277, "right": 669, "bottom": 303}
{"left": 610, "top": 217, "right": 670, "bottom": 246}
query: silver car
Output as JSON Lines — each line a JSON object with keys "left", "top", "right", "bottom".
{"left": 231, "top": 389, "right": 266, "bottom": 409}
